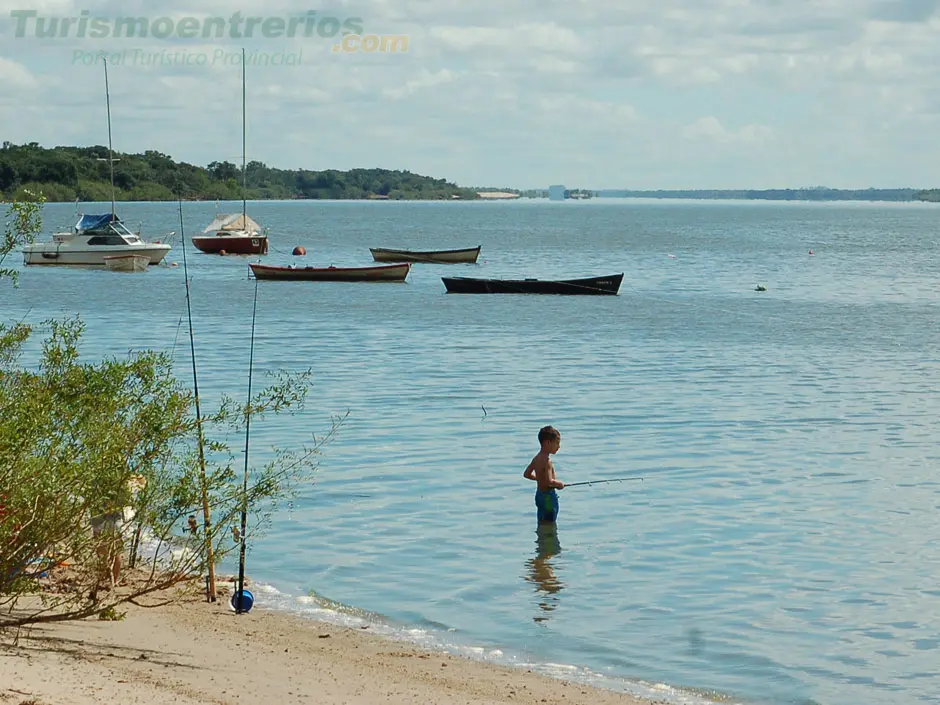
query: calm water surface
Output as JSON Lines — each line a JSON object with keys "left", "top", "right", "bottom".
{"left": 4, "top": 199, "right": 939, "bottom": 705}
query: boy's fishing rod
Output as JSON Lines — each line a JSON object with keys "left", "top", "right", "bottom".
{"left": 235, "top": 274, "right": 259, "bottom": 615}
{"left": 565, "top": 477, "right": 644, "bottom": 488}
{"left": 179, "top": 196, "right": 217, "bottom": 603}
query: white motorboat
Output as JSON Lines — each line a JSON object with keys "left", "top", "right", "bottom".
{"left": 104, "top": 253, "right": 151, "bottom": 272}
{"left": 23, "top": 214, "right": 170, "bottom": 266}
{"left": 22, "top": 57, "right": 171, "bottom": 268}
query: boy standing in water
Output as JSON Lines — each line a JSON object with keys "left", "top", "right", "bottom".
{"left": 523, "top": 426, "right": 565, "bottom": 525}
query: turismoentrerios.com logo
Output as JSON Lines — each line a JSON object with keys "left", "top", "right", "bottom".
{"left": 9, "top": 9, "right": 395, "bottom": 43}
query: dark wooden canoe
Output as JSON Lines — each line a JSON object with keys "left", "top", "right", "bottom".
{"left": 441, "top": 273, "right": 623, "bottom": 295}
{"left": 250, "top": 262, "right": 410, "bottom": 282}
{"left": 370, "top": 246, "right": 481, "bottom": 264}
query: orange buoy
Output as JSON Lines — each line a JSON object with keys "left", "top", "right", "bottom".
{"left": 292, "top": 246, "right": 306, "bottom": 256}
{"left": 219, "top": 249, "right": 227, "bottom": 256}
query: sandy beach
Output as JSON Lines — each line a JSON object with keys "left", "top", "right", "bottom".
{"left": 0, "top": 582, "right": 661, "bottom": 705}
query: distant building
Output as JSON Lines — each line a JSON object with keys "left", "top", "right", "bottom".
{"left": 548, "top": 184, "right": 566, "bottom": 201}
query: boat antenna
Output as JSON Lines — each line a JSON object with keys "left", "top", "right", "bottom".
{"left": 241, "top": 47, "right": 247, "bottom": 223}
{"left": 178, "top": 195, "right": 218, "bottom": 603}
{"left": 235, "top": 273, "right": 259, "bottom": 614}
{"left": 103, "top": 57, "right": 116, "bottom": 217}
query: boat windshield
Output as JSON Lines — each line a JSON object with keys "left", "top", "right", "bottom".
{"left": 111, "top": 221, "right": 142, "bottom": 243}
{"left": 78, "top": 215, "right": 142, "bottom": 245}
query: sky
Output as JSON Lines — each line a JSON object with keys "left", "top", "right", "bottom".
{"left": 1, "top": 0, "right": 938, "bottom": 190}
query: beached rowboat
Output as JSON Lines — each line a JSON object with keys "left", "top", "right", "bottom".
{"left": 103, "top": 254, "right": 151, "bottom": 272}
{"left": 249, "top": 262, "right": 411, "bottom": 282}
{"left": 441, "top": 273, "right": 623, "bottom": 295}
{"left": 370, "top": 246, "right": 481, "bottom": 264}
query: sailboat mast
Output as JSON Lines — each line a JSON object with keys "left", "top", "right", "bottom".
{"left": 242, "top": 47, "right": 246, "bottom": 221}
{"left": 103, "top": 57, "right": 116, "bottom": 217}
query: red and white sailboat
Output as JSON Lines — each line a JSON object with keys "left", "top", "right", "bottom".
{"left": 192, "top": 49, "right": 268, "bottom": 256}
{"left": 192, "top": 212, "right": 267, "bottom": 255}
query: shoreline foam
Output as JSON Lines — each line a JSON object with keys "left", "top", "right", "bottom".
{"left": 0, "top": 587, "right": 670, "bottom": 705}
{"left": 251, "top": 579, "right": 728, "bottom": 705}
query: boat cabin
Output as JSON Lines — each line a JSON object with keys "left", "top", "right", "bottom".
{"left": 54, "top": 214, "right": 143, "bottom": 245}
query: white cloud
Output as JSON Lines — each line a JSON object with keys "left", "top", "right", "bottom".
{"left": 682, "top": 116, "right": 773, "bottom": 144}
{"left": 0, "top": 57, "right": 35, "bottom": 88}
{"left": 427, "top": 23, "right": 583, "bottom": 55}
{"left": 382, "top": 68, "right": 458, "bottom": 99}
{"left": 868, "top": 0, "right": 940, "bottom": 22}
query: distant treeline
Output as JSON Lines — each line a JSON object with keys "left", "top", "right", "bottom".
{"left": 0, "top": 142, "right": 481, "bottom": 202}
{"left": 6, "top": 142, "right": 940, "bottom": 204}
{"left": 592, "top": 188, "right": 928, "bottom": 202}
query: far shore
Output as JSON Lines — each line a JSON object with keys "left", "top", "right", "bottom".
{"left": 0, "top": 582, "right": 664, "bottom": 705}
{"left": 12, "top": 193, "right": 937, "bottom": 206}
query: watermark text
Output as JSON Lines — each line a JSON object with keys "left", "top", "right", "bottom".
{"left": 11, "top": 9, "right": 363, "bottom": 40}
{"left": 331, "top": 34, "right": 409, "bottom": 53}
{"left": 71, "top": 48, "right": 305, "bottom": 67}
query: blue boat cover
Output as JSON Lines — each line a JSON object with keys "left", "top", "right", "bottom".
{"left": 77, "top": 213, "right": 118, "bottom": 231}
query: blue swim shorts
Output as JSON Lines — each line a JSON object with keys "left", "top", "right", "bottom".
{"left": 535, "top": 489, "right": 559, "bottom": 523}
